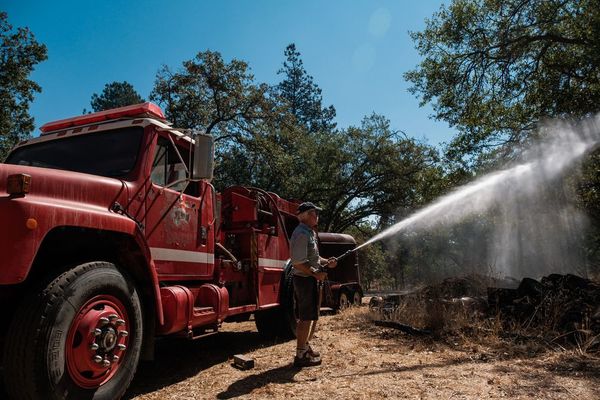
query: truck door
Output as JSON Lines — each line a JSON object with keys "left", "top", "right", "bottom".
{"left": 144, "top": 134, "right": 215, "bottom": 280}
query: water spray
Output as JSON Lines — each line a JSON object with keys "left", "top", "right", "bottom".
{"left": 326, "top": 116, "right": 600, "bottom": 277}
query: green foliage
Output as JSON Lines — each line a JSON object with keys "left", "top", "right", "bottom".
{"left": 576, "top": 151, "right": 600, "bottom": 272}
{"left": 151, "top": 47, "right": 442, "bottom": 237}
{"left": 267, "top": 47, "right": 442, "bottom": 233}
{"left": 311, "top": 114, "right": 441, "bottom": 232}
{"left": 406, "top": 0, "right": 600, "bottom": 278}
{"left": 218, "top": 111, "right": 441, "bottom": 233}
{"left": 89, "top": 81, "right": 144, "bottom": 112}
{"left": 406, "top": 0, "right": 600, "bottom": 165}
{"left": 0, "top": 12, "right": 47, "bottom": 161}
{"left": 150, "top": 51, "right": 272, "bottom": 141}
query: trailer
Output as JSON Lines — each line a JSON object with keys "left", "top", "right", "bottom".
{"left": 318, "top": 232, "right": 363, "bottom": 310}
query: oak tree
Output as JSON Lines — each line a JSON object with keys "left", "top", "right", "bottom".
{"left": 0, "top": 12, "right": 47, "bottom": 160}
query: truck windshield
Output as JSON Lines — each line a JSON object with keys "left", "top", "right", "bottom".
{"left": 4, "top": 127, "right": 144, "bottom": 178}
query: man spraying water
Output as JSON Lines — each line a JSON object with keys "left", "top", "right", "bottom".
{"left": 290, "top": 202, "right": 337, "bottom": 368}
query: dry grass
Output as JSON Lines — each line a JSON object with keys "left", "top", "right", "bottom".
{"left": 372, "top": 292, "right": 600, "bottom": 360}
{"left": 126, "top": 307, "right": 600, "bottom": 400}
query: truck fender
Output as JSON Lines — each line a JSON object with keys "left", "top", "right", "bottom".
{"left": 132, "top": 228, "right": 165, "bottom": 326}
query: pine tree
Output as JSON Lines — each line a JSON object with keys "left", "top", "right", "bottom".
{"left": 89, "top": 81, "right": 144, "bottom": 112}
{"left": 275, "top": 44, "right": 336, "bottom": 133}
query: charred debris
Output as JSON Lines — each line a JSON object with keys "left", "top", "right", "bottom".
{"left": 369, "top": 274, "right": 600, "bottom": 350}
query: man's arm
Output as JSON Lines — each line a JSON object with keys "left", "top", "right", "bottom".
{"left": 292, "top": 261, "right": 327, "bottom": 281}
{"left": 290, "top": 230, "right": 334, "bottom": 278}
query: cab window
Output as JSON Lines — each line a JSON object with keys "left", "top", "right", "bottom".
{"left": 151, "top": 136, "right": 198, "bottom": 195}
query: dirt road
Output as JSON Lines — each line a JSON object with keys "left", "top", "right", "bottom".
{"left": 126, "top": 308, "right": 599, "bottom": 399}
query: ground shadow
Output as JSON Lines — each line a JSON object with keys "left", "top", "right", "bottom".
{"left": 124, "top": 329, "right": 292, "bottom": 399}
{"left": 216, "top": 364, "right": 301, "bottom": 399}
{"left": 217, "top": 356, "right": 478, "bottom": 399}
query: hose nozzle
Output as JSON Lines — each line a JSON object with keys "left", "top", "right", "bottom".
{"left": 334, "top": 248, "right": 358, "bottom": 263}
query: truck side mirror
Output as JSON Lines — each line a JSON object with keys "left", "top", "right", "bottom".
{"left": 193, "top": 133, "right": 214, "bottom": 181}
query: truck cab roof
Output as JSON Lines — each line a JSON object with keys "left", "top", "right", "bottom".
{"left": 40, "top": 102, "right": 166, "bottom": 134}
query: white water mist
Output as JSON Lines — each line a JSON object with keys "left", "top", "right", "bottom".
{"left": 358, "top": 116, "right": 600, "bottom": 278}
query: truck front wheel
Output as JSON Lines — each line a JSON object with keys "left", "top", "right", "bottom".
{"left": 3, "top": 261, "right": 143, "bottom": 400}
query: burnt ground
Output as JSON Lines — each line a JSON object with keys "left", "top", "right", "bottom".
{"left": 126, "top": 307, "right": 600, "bottom": 400}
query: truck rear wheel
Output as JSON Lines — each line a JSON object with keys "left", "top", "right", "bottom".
{"left": 3, "top": 262, "right": 142, "bottom": 400}
{"left": 255, "top": 263, "right": 296, "bottom": 340}
{"left": 353, "top": 291, "right": 362, "bottom": 306}
{"left": 338, "top": 291, "right": 351, "bottom": 310}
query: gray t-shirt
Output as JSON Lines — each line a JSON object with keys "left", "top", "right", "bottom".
{"left": 290, "top": 223, "right": 320, "bottom": 277}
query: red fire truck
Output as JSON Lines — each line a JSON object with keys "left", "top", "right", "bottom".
{"left": 0, "top": 103, "right": 361, "bottom": 400}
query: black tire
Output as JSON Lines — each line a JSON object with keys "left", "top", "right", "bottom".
{"left": 255, "top": 262, "right": 296, "bottom": 340}
{"left": 254, "top": 308, "right": 287, "bottom": 339}
{"left": 281, "top": 263, "right": 297, "bottom": 338}
{"left": 338, "top": 291, "right": 351, "bottom": 311}
{"left": 352, "top": 291, "right": 362, "bottom": 307}
{"left": 3, "top": 262, "right": 143, "bottom": 400}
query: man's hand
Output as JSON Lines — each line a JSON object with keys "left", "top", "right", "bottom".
{"left": 326, "top": 257, "right": 338, "bottom": 268}
{"left": 314, "top": 271, "right": 327, "bottom": 281}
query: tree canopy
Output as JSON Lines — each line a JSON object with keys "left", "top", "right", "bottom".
{"left": 0, "top": 12, "right": 47, "bottom": 160}
{"left": 218, "top": 112, "right": 441, "bottom": 232}
{"left": 405, "top": 0, "right": 600, "bottom": 280}
{"left": 150, "top": 51, "right": 272, "bottom": 142}
{"left": 405, "top": 0, "right": 600, "bottom": 164}
{"left": 149, "top": 45, "right": 441, "bottom": 233}
{"left": 89, "top": 81, "right": 144, "bottom": 112}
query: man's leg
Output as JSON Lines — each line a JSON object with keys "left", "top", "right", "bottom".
{"left": 306, "top": 284, "right": 322, "bottom": 356}
{"left": 307, "top": 320, "right": 317, "bottom": 343}
{"left": 293, "top": 276, "right": 321, "bottom": 366}
{"left": 295, "top": 319, "right": 320, "bottom": 366}
{"left": 296, "top": 320, "right": 312, "bottom": 355}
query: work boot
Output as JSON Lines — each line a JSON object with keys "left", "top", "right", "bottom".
{"left": 306, "top": 344, "right": 320, "bottom": 358}
{"left": 293, "top": 351, "right": 322, "bottom": 368}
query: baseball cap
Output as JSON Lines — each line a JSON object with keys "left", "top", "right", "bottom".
{"left": 296, "top": 201, "right": 322, "bottom": 215}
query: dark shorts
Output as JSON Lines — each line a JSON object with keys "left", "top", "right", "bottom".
{"left": 293, "top": 275, "right": 319, "bottom": 321}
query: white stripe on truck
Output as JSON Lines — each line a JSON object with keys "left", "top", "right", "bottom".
{"left": 150, "top": 247, "right": 215, "bottom": 263}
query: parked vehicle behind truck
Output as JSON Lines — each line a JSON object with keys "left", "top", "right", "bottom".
{"left": 318, "top": 232, "right": 362, "bottom": 310}
{"left": 0, "top": 103, "right": 362, "bottom": 400}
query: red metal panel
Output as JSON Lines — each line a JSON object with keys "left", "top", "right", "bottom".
{"left": 196, "top": 284, "right": 229, "bottom": 323}
{"left": 230, "top": 191, "right": 257, "bottom": 223}
{"left": 0, "top": 164, "right": 137, "bottom": 284}
{"left": 143, "top": 131, "right": 215, "bottom": 280}
{"left": 256, "top": 233, "right": 289, "bottom": 307}
{"left": 158, "top": 286, "right": 193, "bottom": 335}
{"left": 257, "top": 267, "right": 283, "bottom": 307}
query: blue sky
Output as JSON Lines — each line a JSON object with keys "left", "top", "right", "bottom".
{"left": 4, "top": 0, "right": 455, "bottom": 146}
